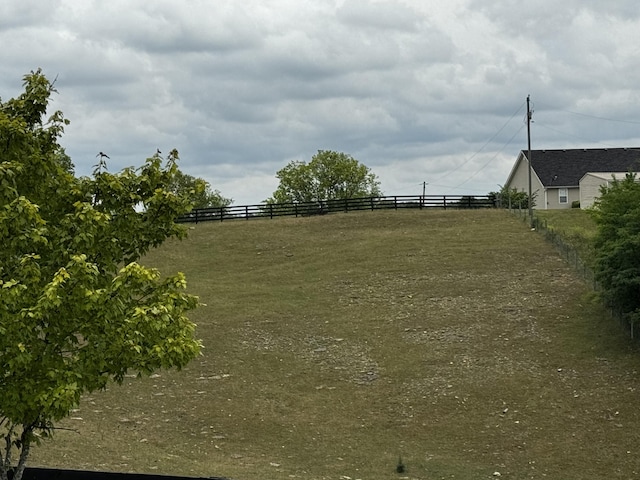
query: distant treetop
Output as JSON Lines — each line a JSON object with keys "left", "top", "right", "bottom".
{"left": 266, "top": 150, "right": 382, "bottom": 204}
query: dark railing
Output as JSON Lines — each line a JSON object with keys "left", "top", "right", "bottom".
{"left": 176, "top": 195, "right": 495, "bottom": 224}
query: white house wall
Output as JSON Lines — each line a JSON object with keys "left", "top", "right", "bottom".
{"left": 506, "top": 155, "right": 545, "bottom": 208}
{"left": 545, "top": 187, "right": 579, "bottom": 209}
{"left": 579, "top": 172, "right": 634, "bottom": 209}
{"left": 580, "top": 174, "right": 609, "bottom": 209}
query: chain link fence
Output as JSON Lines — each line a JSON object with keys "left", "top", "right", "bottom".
{"left": 509, "top": 207, "right": 636, "bottom": 339}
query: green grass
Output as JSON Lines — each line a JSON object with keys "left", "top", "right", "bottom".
{"left": 30, "top": 209, "right": 640, "bottom": 479}
{"left": 534, "top": 209, "right": 598, "bottom": 262}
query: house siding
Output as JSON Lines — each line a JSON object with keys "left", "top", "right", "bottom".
{"left": 545, "top": 187, "right": 579, "bottom": 209}
{"left": 580, "top": 172, "right": 633, "bottom": 209}
{"left": 505, "top": 153, "right": 545, "bottom": 208}
{"left": 580, "top": 174, "right": 609, "bottom": 209}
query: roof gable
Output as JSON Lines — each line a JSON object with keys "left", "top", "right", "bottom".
{"left": 523, "top": 148, "right": 640, "bottom": 187}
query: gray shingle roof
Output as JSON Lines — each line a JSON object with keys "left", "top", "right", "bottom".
{"left": 524, "top": 148, "right": 640, "bottom": 187}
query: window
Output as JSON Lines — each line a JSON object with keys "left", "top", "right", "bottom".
{"left": 559, "top": 188, "right": 568, "bottom": 204}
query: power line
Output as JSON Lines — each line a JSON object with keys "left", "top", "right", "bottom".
{"left": 536, "top": 101, "right": 640, "bottom": 125}
{"left": 558, "top": 109, "right": 640, "bottom": 125}
{"left": 445, "top": 123, "right": 525, "bottom": 191}
{"left": 535, "top": 121, "right": 612, "bottom": 145}
{"left": 433, "top": 98, "right": 640, "bottom": 195}
{"left": 429, "top": 101, "right": 526, "bottom": 185}
{"left": 430, "top": 183, "right": 493, "bottom": 193}
{"left": 535, "top": 120, "right": 640, "bottom": 148}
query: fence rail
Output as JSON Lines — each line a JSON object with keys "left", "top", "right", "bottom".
{"left": 176, "top": 195, "right": 495, "bottom": 224}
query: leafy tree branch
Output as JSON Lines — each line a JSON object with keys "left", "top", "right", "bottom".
{"left": 0, "top": 69, "right": 202, "bottom": 480}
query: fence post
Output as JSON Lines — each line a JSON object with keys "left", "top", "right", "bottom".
{"left": 195, "top": 209, "right": 199, "bottom": 224}
{"left": 370, "top": 196, "right": 374, "bottom": 211}
{"left": 269, "top": 203, "right": 273, "bottom": 219}
{"left": 245, "top": 205, "right": 249, "bottom": 220}
{"left": 443, "top": 196, "right": 447, "bottom": 210}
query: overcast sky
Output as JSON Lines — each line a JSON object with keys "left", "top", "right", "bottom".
{"left": 2, "top": 1, "right": 640, "bottom": 205}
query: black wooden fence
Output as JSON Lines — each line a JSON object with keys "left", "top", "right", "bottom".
{"left": 176, "top": 195, "right": 495, "bottom": 224}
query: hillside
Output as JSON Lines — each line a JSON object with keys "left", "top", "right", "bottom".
{"left": 32, "top": 210, "right": 640, "bottom": 480}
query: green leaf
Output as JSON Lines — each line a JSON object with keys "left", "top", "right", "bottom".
{"left": 0, "top": 70, "right": 202, "bottom": 472}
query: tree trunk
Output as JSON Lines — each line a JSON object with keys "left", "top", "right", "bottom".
{"left": 11, "top": 427, "right": 32, "bottom": 480}
{"left": 0, "top": 424, "right": 31, "bottom": 480}
{"left": 0, "top": 424, "right": 15, "bottom": 480}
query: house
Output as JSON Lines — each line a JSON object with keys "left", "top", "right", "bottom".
{"left": 579, "top": 172, "right": 632, "bottom": 209}
{"left": 504, "top": 148, "right": 640, "bottom": 209}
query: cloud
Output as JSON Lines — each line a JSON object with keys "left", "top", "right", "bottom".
{"left": 337, "top": 0, "right": 419, "bottom": 31}
{"left": 2, "top": 0, "right": 640, "bottom": 205}
{"left": 0, "top": 0, "right": 60, "bottom": 30}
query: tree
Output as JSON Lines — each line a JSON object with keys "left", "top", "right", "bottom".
{"left": 266, "top": 150, "right": 382, "bottom": 204}
{"left": 589, "top": 173, "right": 640, "bottom": 330}
{"left": 168, "top": 170, "right": 232, "bottom": 209}
{"left": 489, "top": 185, "right": 536, "bottom": 209}
{"left": 0, "top": 70, "right": 202, "bottom": 480}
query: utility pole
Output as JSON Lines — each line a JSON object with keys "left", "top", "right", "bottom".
{"left": 527, "top": 95, "right": 533, "bottom": 227}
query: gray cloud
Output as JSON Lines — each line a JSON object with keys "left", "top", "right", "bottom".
{"left": 2, "top": 0, "right": 640, "bottom": 205}
{"left": 337, "top": 0, "right": 421, "bottom": 31}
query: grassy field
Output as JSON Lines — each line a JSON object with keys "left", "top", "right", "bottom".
{"left": 30, "top": 209, "right": 640, "bottom": 479}
{"left": 534, "top": 209, "right": 598, "bottom": 262}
